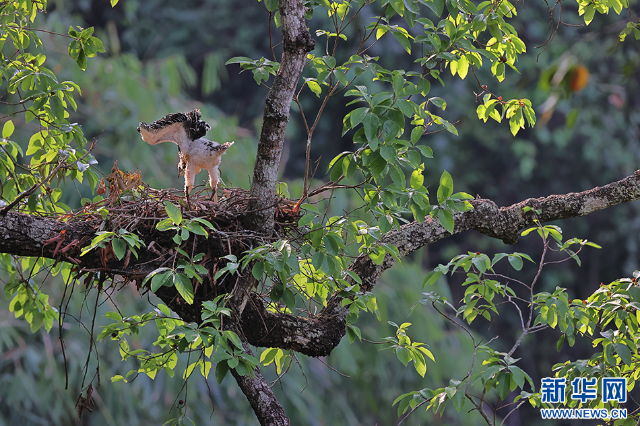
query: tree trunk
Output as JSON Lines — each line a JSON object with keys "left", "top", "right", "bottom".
{"left": 243, "top": 0, "right": 315, "bottom": 235}
{"left": 2, "top": 170, "right": 639, "bottom": 358}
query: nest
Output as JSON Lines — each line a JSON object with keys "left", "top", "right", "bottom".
{"left": 61, "top": 163, "right": 305, "bottom": 266}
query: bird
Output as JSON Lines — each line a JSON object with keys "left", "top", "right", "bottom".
{"left": 137, "top": 109, "right": 234, "bottom": 202}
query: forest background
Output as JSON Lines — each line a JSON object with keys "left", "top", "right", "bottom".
{"left": 0, "top": 0, "right": 639, "bottom": 425}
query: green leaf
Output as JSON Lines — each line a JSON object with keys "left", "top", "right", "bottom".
{"left": 2, "top": 120, "right": 15, "bottom": 138}
{"left": 411, "top": 126, "right": 423, "bottom": 144}
{"left": 323, "top": 234, "right": 342, "bottom": 256}
{"left": 392, "top": 32, "right": 412, "bottom": 54}
{"left": 156, "top": 218, "right": 175, "bottom": 231}
{"left": 363, "top": 112, "right": 380, "bottom": 144}
{"left": 510, "top": 366, "right": 525, "bottom": 389}
{"left": 390, "top": 164, "right": 405, "bottom": 187}
{"left": 397, "top": 99, "right": 415, "bottom": 117}
{"left": 346, "top": 324, "right": 362, "bottom": 343}
{"left": 416, "top": 145, "right": 433, "bottom": 158}
{"left": 252, "top": 261, "right": 265, "bottom": 280}
{"left": 265, "top": 0, "right": 279, "bottom": 11}
{"left": 410, "top": 164, "right": 425, "bottom": 189}
{"left": 380, "top": 146, "right": 396, "bottom": 163}
{"left": 437, "top": 209, "right": 454, "bottom": 233}
{"left": 111, "top": 238, "right": 126, "bottom": 260}
{"left": 443, "top": 120, "right": 458, "bottom": 135}
{"left": 417, "top": 78, "right": 431, "bottom": 96}
{"left": 350, "top": 107, "right": 369, "bottom": 129}
{"left": 369, "top": 246, "right": 386, "bottom": 265}
{"left": 424, "top": 0, "right": 444, "bottom": 15}
{"left": 174, "top": 274, "right": 194, "bottom": 304}
{"left": 307, "top": 79, "right": 322, "bottom": 97}
{"left": 342, "top": 154, "right": 356, "bottom": 180}
{"left": 79, "top": 26, "right": 94, "bottom": 41}
{"left": 330, "top": 157, "right": 345, "bottom": 181}
{"left": 584, "top": 5, "right": 596, "bottom": 24}
{"left": 497, "top": 372, "right": 511, "bottom": 399}
{"left": 422, "top": 270, "right": 442, "bottom": 287}
{"left": 613, "top": 342, "right": 632, "bottom": 365}
{"left": 49, "top": 96, "right": 64, "bottom": 121}
{"left": 68, "top": 40, "right": 87, "bottom": 70}
{"left": 151, "top": 271, "right": 172, "bottom": 293}
{"left": 164, "top": 201, "right": 182, "bottom": 225}
{"left": 508, "top": 255, "right": 523, "bottom": 271}
{"left": 452, "top": 387, "right": 466, "bottom": 412}
{"left": 215, "top": 360, "right": 229, "bottom": 384}
{"left": 392, "top": 72, "right": 404, "bottom": 94}
{"left": 429, "top": 97, "right": 446, "bottom": 110}
{"left": 437, "top": 170, "right": 454, "bottom": 201}
{"left": 334, "top": 69, "right": 348, "bottom": 87}
{"left": 396, "top": 346, "right": 411, "bottom": 366}
{"left": 456, "top": 55, "right": 469, "bottom": 79}
{"left": 225, "top": 330, "right": 244, "bottom": 350}
{"left": 282, "top": 289, "right": 296, "bottom": 311}
{"left": 556, "top": 334, "right": 565, "bottom": 352}
{"left": 444, "top": 20, "right": 456, "bottom": 39}
{"left": 186, "top": 222, "right": 208, "bottom": 237}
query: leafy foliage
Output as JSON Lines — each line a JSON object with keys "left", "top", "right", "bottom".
{"left": 0, "top": 0, "right": 638, "bottom": 424}
{"left": 395, "top": 220, "right": 640, "bottom": 424}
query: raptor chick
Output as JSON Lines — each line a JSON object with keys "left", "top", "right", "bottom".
{"left": 137, "top": 110, "right": 234, "bottom": 202}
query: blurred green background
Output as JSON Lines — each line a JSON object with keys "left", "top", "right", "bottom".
{"left": 1, "top": 0, "right": 639, "bottom": 425}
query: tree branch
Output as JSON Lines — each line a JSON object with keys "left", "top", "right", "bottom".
{"left": 244, "top": 0, "right": 315, "bottom": 235}
{"left": 227, "top": 318, "right": 290, "bottom": 426}
{"left": 341, "top": 169, "right": 640, "bottom": 293}
{"left": 2, "top": 171, "right": 639, "bottom": 358}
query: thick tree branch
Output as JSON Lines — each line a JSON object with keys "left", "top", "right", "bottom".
{"left": 240, "top": 294, "right": 345, "bottom": 357}
{"left": 317, "top": 169, "right": 640, "bottom": 348}
{"left": 230, "top": 354, "right": 290, "bottom": 426}
{"left": 155, "top": 169, "right": 640, "bottom": 357}
{"left": 227, "top": 318, "right": 290, "bottom": 426}
{"left": 341, "top": 169, "right": 640, "bottom": 293}
{"left": 2, "top": 172, "right": 639, "bottom": 358}
{"left": 244, "top": 0, "right": 315, "bottom": 235}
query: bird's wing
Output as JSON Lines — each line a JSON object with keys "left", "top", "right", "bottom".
{"left": 137, "top": 121, "right": 187, "bottom": 146}
{"left": 202, "top": 140, "right": 234, "bottom": 153}
{"left": 137, "top": 110, "right": 211, "bottom": 146}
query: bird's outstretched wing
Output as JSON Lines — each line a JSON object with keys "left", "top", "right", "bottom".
{"left": 137, "top": 109, "right": 211, "bottom": 146}
{"left": 203, "top": 140, "right": 235, "bottom": 153}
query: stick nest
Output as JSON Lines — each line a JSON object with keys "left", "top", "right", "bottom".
{"left": 61, "top": 163, "right": 304, "bottom": 244}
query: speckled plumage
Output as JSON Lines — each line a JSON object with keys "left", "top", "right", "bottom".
{"left": 137, "top": 109, "right": 234, "bottom": 201}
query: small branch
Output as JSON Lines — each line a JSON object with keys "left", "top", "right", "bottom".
{"left": 0, "top": 137, "right": 96, "bottom": 216}
{"left": 0, "top": 157, "right": 66, "bottom": 215}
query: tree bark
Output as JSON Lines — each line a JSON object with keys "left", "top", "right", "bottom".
{"left": 243, "top": 0, "right": 315, "bottom": 235}
{"left": 3, "top": 170, "right": 640, "bottom": 359}
{"left": 233, "top": 0, "right": 313, "bottom": 423}
{"left": 228, "top": 318, "right": 291, "bottom": 426}
{"left": 2, "top": 167, "right": 639, "bottom": 426}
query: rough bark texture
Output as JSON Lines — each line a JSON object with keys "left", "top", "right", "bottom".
{"left": 243, "top": 0, "right": 315, "bottom": 235}
{"left": 2, "top": 170, "right": 640, "bottom": 359}
{"left": 230, "top": 358, "right": 290, "bottom": 426}
{"left": 336, "top": 169, "right": 640, "bottom": 294}
{"left": 2, "top": 0, "right": 639, "bottom": 415}
{"left": 1, "top": 164, "right": 639, "bottom": 426}
{"left": 228, "top": 319, "right": 291, "bottom": 426}
{"left": 240, "top": 294, "right": 345, "bottom": 357}
{"left": 228, "top": 0, "right": 312, "bottom": 423}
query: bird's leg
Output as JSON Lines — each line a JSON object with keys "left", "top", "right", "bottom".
{"left": 184, "top": 165, "right": 197, "bottom": 210}
{"left": 208, "top": 168, "right": 220, "bottom": 202}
